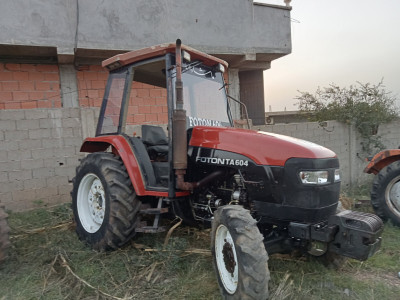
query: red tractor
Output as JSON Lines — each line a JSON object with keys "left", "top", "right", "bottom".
{"left": 72, "top": 40, "right": 383, "bottom": 299}
{"left": 364, "top": 149, "right": 400, "bottom": 226}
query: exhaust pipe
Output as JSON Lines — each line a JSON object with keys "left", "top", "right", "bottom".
{"left": 172, "top": 39, "right": 190, "bottom": 190}
{"left": 172, "top": 39, "right": 187, "bottom": 171}
{"left": 176, "top": 170, "right": 225, "bottom": 191}
{"left": 172, "top": 40, "right": 225, "bottom": 191}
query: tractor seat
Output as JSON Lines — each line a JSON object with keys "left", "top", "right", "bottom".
{"left": 141, "top": 125, "right": 169, "bottom": 160}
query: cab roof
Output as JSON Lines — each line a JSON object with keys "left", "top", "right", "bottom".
{"left": 102, "top": 42, "right": 228, "bottom": 71}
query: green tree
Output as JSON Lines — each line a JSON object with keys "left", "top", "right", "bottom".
{"left": 296, "top": 81, "right": 398, "bottom": 153}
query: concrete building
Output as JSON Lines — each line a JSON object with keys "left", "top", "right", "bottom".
{"left": 0, "top": 0, "right": 292, "bottom": 210}
{"left": 0, "top": 0, "right": 292, "bottom": 123}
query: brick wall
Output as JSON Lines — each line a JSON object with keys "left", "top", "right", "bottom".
{"left": 128, "top": 82, "right": 168, "bottom": 125}
{"left": 0, "top": 63, "right": 61, "bottom": 109}
{"left": 77, "top": 65, "right": 108, "bottom": 108}
{"left": 77, "top": 65, "right": 168, "bottom": 124}
{"left": 1, "top": 63, "right": 168, "bottom": 125}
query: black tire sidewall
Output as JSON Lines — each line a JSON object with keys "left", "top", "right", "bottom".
{"left": 211, "top": 205, "right": 269, "bottom": 300}
{"left": 212, "top": 208, "right": 240, "bottom": 298}
{"left": 372, "top": 161, "right": 400, "bottom": 226}
{"left": 72, "top": 156, "right": 111, "bottom": 246}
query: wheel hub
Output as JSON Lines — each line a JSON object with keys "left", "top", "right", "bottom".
{"left": 389, "top": 180, "right": 400, "bottom": 211}
{"left": 77, "top": 174, "right": 106, "bottom": 233}
{"left": 386, "top": 176, "right": 400, "bottom": 217}
{"left": 222, "top": 238, "right": 237, "bottom": 275}
{"left": 88, "top": 179, "right": 105, "bottom": 224}
{"left": 215, "top": 224, "right": 238, "bottom": 294}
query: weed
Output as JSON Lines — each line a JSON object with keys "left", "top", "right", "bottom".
{"left": 0, "top": 203, "right": 399, "bottom": 299}
{"left": 342, "top": 180, "right": 373, "bottom": 198}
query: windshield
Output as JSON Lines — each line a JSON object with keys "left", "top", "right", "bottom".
{"left": 176, "top": 63, "right": 232, "bottom": 128}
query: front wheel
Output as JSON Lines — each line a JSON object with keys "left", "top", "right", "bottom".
{"left": 71, "top": 153, "right": 141, "bottom": 250}
{"left": 371, "top": 161, "right": 400, "bottom": 226}
{"left": 211, "top": 205, "right": 270, "bottom": 300}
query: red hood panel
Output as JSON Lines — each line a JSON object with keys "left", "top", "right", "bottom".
{"left": 189, "top": 127, "right": 336, "bottom": 166}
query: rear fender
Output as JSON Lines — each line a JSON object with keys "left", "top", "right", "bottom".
{"left": 80, "top": 135, "right": 147, "bottom": 195}
{"left": 364, "top": 149, "right": 400, "bottom": 174}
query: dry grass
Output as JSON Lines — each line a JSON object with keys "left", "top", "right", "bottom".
{"left": 0, "top": 202, "right": 399, "bottom": 299}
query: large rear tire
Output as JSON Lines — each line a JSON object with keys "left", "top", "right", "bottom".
{"left": 371, "top": 161, "right": 400, "bottom": 226}
{"left": 0, "top": 207, "right": 10, "bottom": 264}
{"left": 72, "top": 153, "right": 141, "bottom": 250}
{"left": 211, "top": 205, "right": 270, "bottom": 300}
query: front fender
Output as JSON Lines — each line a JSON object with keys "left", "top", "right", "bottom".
{"left": 364, "top": 149, "right": 400, "bottom": 174}
{"left": 80, "top": 135, "right": 147, "bottom": 195}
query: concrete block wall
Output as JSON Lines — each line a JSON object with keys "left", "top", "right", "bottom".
{"left": 0, "top": 108, "right": 99, "bottom": 211}
{"left": 1, "top": 106, "right": 399, "bottom": 211}
{"left": 257, "top": 120, "right": 400, "bottom": 189}
{"left": 257, "top": 121, "right": 355, "bottom": 186}
{"left": 378, "top": 121, "right": 400, "bottom": 149}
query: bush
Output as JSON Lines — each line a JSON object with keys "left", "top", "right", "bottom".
{"left": 296, "top": 81, "right": 398, "bottom": 153}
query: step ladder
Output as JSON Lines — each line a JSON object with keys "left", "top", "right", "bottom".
{"left": 135, "top": 197, "right": 168, "bottom": 233}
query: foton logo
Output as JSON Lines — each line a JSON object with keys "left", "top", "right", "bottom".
{"left": 189, "top": 117, "right": 222, "bottom": 127}
{"left": 195, "top": 156, "right": 249, "bottom": 167}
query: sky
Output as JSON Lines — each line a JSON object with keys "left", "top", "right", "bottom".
{"left": 260, "top": 0, "right": 400, "bottom": 112}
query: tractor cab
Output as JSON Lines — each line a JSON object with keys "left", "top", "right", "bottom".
{"left": 85, "top": 41, "right": 231, "bottom": 197}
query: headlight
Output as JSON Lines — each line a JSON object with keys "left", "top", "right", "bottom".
{"left": 299, "top": 170, "right": 328, "bottom": 185}
{"left": 334, "top": 169, "right": 341, "bottom": 182}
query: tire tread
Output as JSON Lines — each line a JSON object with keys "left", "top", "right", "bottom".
{"left": 371, "top": 160, "right": 400, "bottom": 226}
{"left": 212, "top": 205, "right": 270, "bottom": 300}
{"left": 72, "top": 153, "right": 141, "bottom": 250}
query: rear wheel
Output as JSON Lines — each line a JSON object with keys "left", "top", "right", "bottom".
{"left": 72, "top": 153, "right": 141, "bottom": 250}
{"left": 371, "top": 161, "right": 400, "bottom": 226}
{"left": 0, "top": 207, "right": 10, "bottom": 264}
{"left": 211, "top": 205, "right": 270, "bottom": 300}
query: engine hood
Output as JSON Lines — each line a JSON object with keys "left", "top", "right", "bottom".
{"left": 189, "top": 126, "right": 336, "bottom": 166}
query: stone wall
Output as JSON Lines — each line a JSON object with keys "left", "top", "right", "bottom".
{"left": 1, "top": 107, "right": 399, "bottom": 211}
{"left": 257, "top": 120, "right": 400, "bottom": 189}
{"left": 0, "top": 107, "right": 98, "bottom": 211}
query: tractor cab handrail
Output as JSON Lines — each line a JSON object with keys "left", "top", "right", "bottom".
{"left": 227, "top": 95, "right": 251, "bottom": 130}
